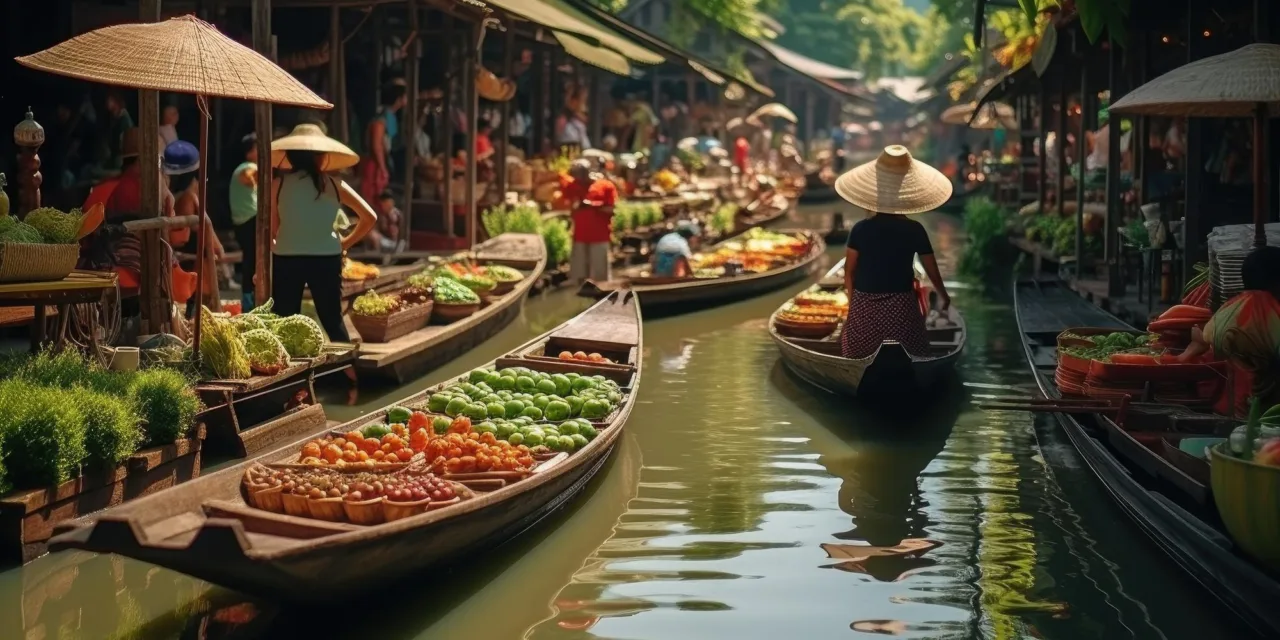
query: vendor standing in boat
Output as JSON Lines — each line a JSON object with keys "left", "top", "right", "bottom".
{"left": 835, "top": 145, "right": 952, "bottom": 360}
{"left": 1180, "top": 245, "right": 1280, "bottom": 413}
{"left": 565, "top": 159, "right": 617, "bottom": 284}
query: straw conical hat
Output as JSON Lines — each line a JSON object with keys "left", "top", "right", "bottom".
{"left": 271, "top": 124, "right": 358, "bottom": 171}
{"left": 1110, "top": 43, "right": 1280, "bottom": 117}
{"left": 834, "top": 145, "right": 952, "bottom": 214}
{"left": 751, "top": 102, "right": 798, "bottom": 123}
{"left": 16, "top": 15, "right": 330, "bottom": 109}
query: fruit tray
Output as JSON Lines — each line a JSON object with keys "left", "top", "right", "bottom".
{"left": 1057, "top": 327, "right": 1149, "bottom": 349}
{"left": 1087, "top": 359, "right": 1228, "bottom": 383}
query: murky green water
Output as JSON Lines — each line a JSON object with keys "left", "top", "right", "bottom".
{"left": 0, "top": 206, "right": 1262, "bottom": 639}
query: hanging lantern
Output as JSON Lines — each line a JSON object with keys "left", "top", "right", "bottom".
{"left": 13, "top": 107, "right": 44, "bottom": 148}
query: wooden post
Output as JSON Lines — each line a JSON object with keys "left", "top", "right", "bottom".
{"left": 139, "top": 0, "right": 165, "bottom": 334}
{"left": 496, "top": 26, "right": 513, "bottom": 199}
{"left": 1106, "top": 41, "right": 1125, "bottom": 297}
{"left": 329, "top": 6, "right": 342, "bottom": 137}
{"left": 1183, "top": 0, "right": 1206, "bottom": 280}
{"left": 442, "top": 14, "right": 455, "bottom": 237}
{"left": 1075, "top": 57, "right": 1088, "bottom": 273}
{"left": 337, "top": 9, "right": 349, "bottom": 145}
{"left": 1055, "top": 75, "right": 1067, "bottom": 221}
{"left": 403, "top": 0, "right": 419, "bottom": 243}
{"left": 253, "top": 0, "right": 273, "bottom": 305}
{"left": 536, "top": 48, "right": 550, "bottom": 153}
{"left": 1037, "top": 83, "right": 1048, "bottom": 214}
{"left": 465, "top": 20, "right": 479, "bottom": 249}
{"left": 588, "top": 70, "right": 602, "bottom": 146}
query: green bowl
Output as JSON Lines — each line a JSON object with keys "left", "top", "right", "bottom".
{"left": 1210, "top": 443, "right": 1280, "bottom": 571}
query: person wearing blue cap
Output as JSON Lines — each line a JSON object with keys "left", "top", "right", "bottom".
{"left": 652, "top": 220, "right": 701, "bottom": 278}
{"left": 164, "top": 140, "right": 224, "bottom": 308}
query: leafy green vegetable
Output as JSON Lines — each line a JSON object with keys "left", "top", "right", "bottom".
{"left": 0, "top": 381, "right": 86, "bottom": 487}
{"left": 80, "top": 389, "right": 142, "bottom": 469}
{"left": 270, "top": 315, "right": 326, "bottom": 358}
{"left": 130, "top": 368, "right": 200, "bottom": 445}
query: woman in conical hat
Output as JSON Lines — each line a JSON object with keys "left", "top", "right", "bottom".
{"left": 835, "top": 145, "right": 953, "bottom": 359}
{"left": 269, "top": 123, "right": 377, "bottom": 342}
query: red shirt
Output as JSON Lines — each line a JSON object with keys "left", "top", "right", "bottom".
{"left": 105, "top": 164, "right": 142, "bottom": 218}
{"left": 565, "top": 177, "right": 617, "bottom": 244}
{"left": 734, "top": 137, "right": 750, "bottom": 170}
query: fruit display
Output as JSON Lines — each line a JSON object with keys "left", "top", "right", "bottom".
{"left": 293, "top": 414, "right": 539, "bottom": 472}
{"left": 242, "top": 464, "right": 466, "bottom": 524}
{"left": 794, "top": 289, "right": 848, "bottom": 310}
{"left": 352, "top": 290, "right": 402, "bottom": 316}
{"left": 433, "top": 262, "right": 497, "bottom": 296}
{"left": 777, "top": 305, "right": 844, "bottom": 324}
{"left": 434, "top": 277, "right": 481, "bottom": 305}
{"left": 1059, "top": 332, "right": 1161, "bottom": 362}
{"left": 692, "top": 230, "right": 808, "bottom": 275}
{"left": 427, "top": 366, "right": 624, "bottom": 422}
{"left": 23, "top": 207, "right": 85, "bottom": 244}
{"left": 342, "top": 258, "right": 380, "bottom": 281}
{"left": 558, "top": 351, "right": 614, "bottom": 364}
{"left": 200, "top": 299, "right": 328, "bottom": 379}
{"left": 482, "top": 264, "right": 524, "bottom": 283}
{"left": 652, "top": 169, "right": 682, "bottom": 191}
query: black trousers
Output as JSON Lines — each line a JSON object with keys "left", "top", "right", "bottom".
{"left": 234, "top": 217, "right": 257, "bottom": 296}
{"left": 271, "top": 254, "right": 350, "bottom": 342}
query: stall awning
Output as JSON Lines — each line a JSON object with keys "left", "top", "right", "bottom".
{"left": 487, "top": 0, "right": 663, "bottom": 75}
{"left": 756, "top": 39, "right": 862, "bottom": 82}
{"left": 563, "top": 0, "right": 775, "bottom": 98}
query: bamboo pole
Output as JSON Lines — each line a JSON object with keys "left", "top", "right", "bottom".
{"left": 403, "top": 0, "right": 419, "bottom": 243}
{"left": 465, "top": 19, "right": 479, "bottom": 249}
{"left": 330, "top": 6, "right": 342, "bottom": 137}
{"left": 253, "top": 0, "right": 274, "bottom": 306}
{"left": 1075, "top": 57, "right": 1088, "bottom": 271}
{"left": 442, "top": 13, "right": 455, "bottom": 237}
{"left": 139, "top": 0, "right": 165, "bottom": 335}
{"left": 496, "top": 25, "right": 513, "bottom": 199}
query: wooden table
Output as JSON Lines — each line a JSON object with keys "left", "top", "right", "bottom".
{"left": 0, "top": 271, "right": 117, "bottom": 354}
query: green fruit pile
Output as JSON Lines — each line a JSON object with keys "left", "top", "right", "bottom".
{"left": 434, "top": 278, "right": 480, "bottom": 304}
{"left": 425, "top": 366, "right": 623, "bottom": 423}
{"left": 435, "top": 415, "right": 598, "bottom": 452}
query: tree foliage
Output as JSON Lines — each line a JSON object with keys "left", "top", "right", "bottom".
{"left": 775, "top": 0, "right": 942, "bottom": 79}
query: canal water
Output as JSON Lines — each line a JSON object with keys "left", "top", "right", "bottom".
{"left": 0, "top": 204, "right": 1263, "bottom": 639}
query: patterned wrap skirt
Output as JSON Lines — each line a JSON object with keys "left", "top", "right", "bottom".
{"left": 840, "top": 290, "right": 930, "bottom": 359}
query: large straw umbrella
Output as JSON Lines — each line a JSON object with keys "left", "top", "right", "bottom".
{"left": 1110, "top": 42, "right": 1280, "bottom": 249}
{"left": 940, "top": 101, "right": 1016, "bottom": 129}
{"left": 751, "top": 102, "right": 800, "bottom": 123}
{"left": 16, "top": 15, "right": 332, "bottom": 361}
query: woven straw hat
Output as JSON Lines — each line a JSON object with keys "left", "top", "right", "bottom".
{"left": 271, "top": 123, "right": 358, "bottom": 171}
{"left": 834, "top": 145, "right": 953, "bottom": 215}
{"left": 16, "top": 15, "right": 330, "bottom": 109}
{"left": 750, "top": 102, "right": 798, "bottom": 123}
{"left": 1110, "top": 43, "right": 1280, "bottom": 117}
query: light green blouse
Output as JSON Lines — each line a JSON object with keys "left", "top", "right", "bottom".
{"left": 273, "top": 172, "right": 344, "bottom": 257}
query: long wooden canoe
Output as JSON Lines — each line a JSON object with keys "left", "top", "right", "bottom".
{"left": 353, "top": 233, "right": 548, "bottom": 384}
{"left": 1013, "top": 276, "right": 1280, "bottom": 636}
{"left": 579, "top": 229, "right": 825, "bottom": 316}
{"left": 48, "top": 291, "right": 642, "bottom": 603}
{"left": 771, "top": 259, "right": 965, "bottom": 398}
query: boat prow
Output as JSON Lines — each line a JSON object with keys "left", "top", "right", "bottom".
{"left": 48, "top": 292, "right": 643, "bottom": 603}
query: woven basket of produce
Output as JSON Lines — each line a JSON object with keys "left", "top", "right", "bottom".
{"left": 351, "top": 302, "right": 433, "bottom": 343}
{"left": 432, "top": 302, "right": 480, "bottom": 323}
{"left": 0, "top": 243, "right": 80, "bottom": 283}
{"left": 775, "top": 317, "right": 839, "bottom": 339}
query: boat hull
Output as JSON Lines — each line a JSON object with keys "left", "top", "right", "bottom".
{"left": 1013, "top": 277, "right": 1280, "bottom": 636}
{"left": 773, "top": 333, "right": 961, "bottom": 398}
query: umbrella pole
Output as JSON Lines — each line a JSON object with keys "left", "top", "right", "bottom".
{"left": 193, "top": 95, "right": 210, "bottom": 363}
{"left": 1254, "top": 102, "right": 1269, "bottom": 249}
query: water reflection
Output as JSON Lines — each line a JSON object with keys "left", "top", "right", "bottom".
{"left": 0, "top": 207, "right": 1267, "bottom": 639}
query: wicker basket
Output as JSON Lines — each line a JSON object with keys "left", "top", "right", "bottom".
{"left": 0, "top": 243, "right": 80, "bottom": 283}
{"left": 432, "top": 301, "right": 480, "bottom": 324}
{"left": 351, "top": 302, "right": 433, "bottom": 343}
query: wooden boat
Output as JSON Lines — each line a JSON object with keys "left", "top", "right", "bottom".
{"left": 353, "top": 233, "right": 547, "bottom": 383}
{"left": 770, "top": 259, "right": 965, "bottom": 398}
{"left": 800, "top": 164, "right": 838, "bottom": 203}
{"left": 579, "top": 229, "right": 825, "bottom": 316}
{"left": 48, "top": 291, "right": 642, "bottom": 603}
{"left": 1013, "top": 276, "right": 1280, "bottom": 636}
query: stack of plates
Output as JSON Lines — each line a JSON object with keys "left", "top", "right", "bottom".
{"left": 1210, "top": 249, "right": 1247, "bottom": 308}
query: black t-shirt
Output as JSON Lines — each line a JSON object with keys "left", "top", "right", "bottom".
{"left": 845, "top": 215, "right": 934, "bottom": 294}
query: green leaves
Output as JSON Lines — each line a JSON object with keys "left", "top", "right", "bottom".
{"left": 1075, "top": 0, "right": 1131, "bottom": 47}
